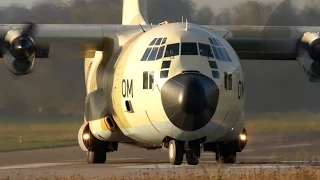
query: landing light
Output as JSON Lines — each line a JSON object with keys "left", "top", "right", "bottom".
{"left": 83, "top": 133, "right": 90, "bottom": 140}
{"left": 240, "top": 134, "right": 247, "bottom": 141}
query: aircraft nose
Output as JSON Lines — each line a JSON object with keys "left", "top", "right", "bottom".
{"left": 161, "top": 73, "right": 219, "bottom": 131}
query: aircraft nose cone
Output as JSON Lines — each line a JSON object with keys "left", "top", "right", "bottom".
{"left": 161, "top": 73, "right": 219, "bottom": 131}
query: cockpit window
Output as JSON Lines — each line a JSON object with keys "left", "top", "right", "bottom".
{"left": 155, "top": 38, "right": 163, "bottom": 45}
{"left": 213, "top": 38, "right": 223, "bottom": 46}
{"left": 161, "top": 38, "right": 167, "bottom": 45}
{"left": 164, "top": 43, "right": 180, "bottom": 57}
{"left": 199, "top": 43, "right": 214, "bottom": 58}
{"left": 222, "top": 48, "right": 232, "bottom": 61}
{"left": 148, "top": 47, "right": 159, "bottom": 61}
{"left": 209, "top": 37, "right": 232, "bottom": 62}
{"left": 141, "top": 48, "right": 152, "bottom": 61}
{"left": 181, "top": 43, "right": 198, "bottom": 55}
{"left": 149, "top": 38, "right": 158, "bottom": 46}
{"left": 217, "top": 47, "right": 226, "bottom": 61}
{"left": 156, "top": 46, "right": 165, "bottom": 60}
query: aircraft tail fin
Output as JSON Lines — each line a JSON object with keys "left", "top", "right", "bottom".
{"left": 122, "top": 0, "right": 148, "bottom": 25}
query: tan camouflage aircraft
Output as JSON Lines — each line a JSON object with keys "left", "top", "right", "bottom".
{"left": 1, "top": 0, "right": 320, "bottom": 165}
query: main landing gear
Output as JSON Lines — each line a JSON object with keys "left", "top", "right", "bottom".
{"left": 78, "top": 123, "right": 118, "bottom": 164}
{"left": 204, "top": 128, "right": 248, "bottom": 164}
{"left": 215, "top": 148, "right": 237, "bottom": 164}
{"left": 87, "top": 151, "right": 107, "bottom": 164}
{"left": 167, "top": 139, "right": 201, "bottom": 165}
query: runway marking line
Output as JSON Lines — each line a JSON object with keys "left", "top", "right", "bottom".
{"left": 0, "top": 163, "right": 75, "bottom": 170}
{"left": 271, "top": 143, "right": 312, "bottom": 149}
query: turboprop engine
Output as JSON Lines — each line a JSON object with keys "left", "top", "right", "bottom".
{"left": 2, "top": 23, "right": 36, "bottom": 74}
{"left": 297, "top": 32, "right": 320, "bottom": 82}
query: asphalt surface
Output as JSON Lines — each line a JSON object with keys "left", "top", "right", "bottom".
{"left": 0, "top": 131, "right": 320, "bottom": 179}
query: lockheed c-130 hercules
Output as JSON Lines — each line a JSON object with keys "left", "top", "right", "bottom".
{"left": 1, "top": 0, "right": 320, "bottom": 165}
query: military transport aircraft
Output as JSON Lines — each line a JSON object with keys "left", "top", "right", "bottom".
{"left": 1, "top": 0, "right": 320, "bottom": 165}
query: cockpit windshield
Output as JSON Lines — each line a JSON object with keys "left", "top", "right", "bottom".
{"left": 199, "top": 43, "right": 214, "bottom": 58}
{"left": 142, "top": 38, "right": 232, "bottom": 61}
{"left": 164, "top": 43, "right": 180, "bottom": 57}
{"left": 181, "top": 43, "right": 198, "bottom": 55}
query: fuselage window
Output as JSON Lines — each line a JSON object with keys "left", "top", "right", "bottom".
{"left": 141, "top": 48, "right": 152, "bottom": 61}
{"left": 155, "top": 38, "right": 163, "bottom": 45}
{"left": 156, "top": 46, "right": 165, "bottom": 60}
{"left": 143, "top": 71, "right": 155, "bottom": 90}
{"left": 199, "top": 43, "right": 214, "bottom": 58}
{"left": 224, "top": 72, "right": 232, "bottom": 91}
{"left": 149, "top": 38, "right": 158, "bottom": 46}
{"left": 209, "top": 61, "right": 218, "bottom": 69}
{"left": 161, "top": 38, "right": 167, "bottom": 45}
{"left": 164, "top": 43, "right": 180, "bottom": 57}
{"left": 148, "top": 47, "right": 159, "bottom": 61}
{"left": 160, "top": 70, "right": 169, "bottom": 78}
{"left": 181, "top": 42, "right": 198, "bottom": 55}
{"left": 212, "top": 71, "right": 220, "bottom": 79}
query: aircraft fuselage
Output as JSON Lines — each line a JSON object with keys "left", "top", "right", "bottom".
{"left": 86, "top": 23, "right": 245, "bottom": 148}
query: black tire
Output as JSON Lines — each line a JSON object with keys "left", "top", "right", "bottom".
{"left": 216, "top": 151, "right": 236, "bottom": 164}
{"left": 186, "top": 141, "right": 200, "bottom": 165}
{"left": 168, "top": 140, "right": 184, "bottom": 165}
{"left": 186, "top": 150, "right": 200, "bottom": 165}
{"left": 87, "top": 151, "right": 106, "bottom": 164}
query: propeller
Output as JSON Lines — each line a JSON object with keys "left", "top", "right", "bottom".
{"left": 5, "top": 22, "right": 37, "bottom": 60}
{"left": 1, "top": 22, "right": 38, "bottom": 76}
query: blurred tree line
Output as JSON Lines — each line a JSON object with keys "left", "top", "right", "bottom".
{"left": 0, "top": 0, "right": 319, "bottom": 25}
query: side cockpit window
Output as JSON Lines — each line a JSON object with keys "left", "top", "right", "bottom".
{"left": 149, "top": 38, "right": 158, "bottom": 46}
{"left": 164, "top": 43, "right": 180, "bottom": 57}
{"left": 161, "top": 38, "right": 167, "bottom": 45}
{"left": 141, "top": 48, "right": 152, "bottom": 61}
{"left": 148, "top": 47, "right": 159, "bottom": 61}
{"left": 181, "top": 43, "right": 198, "bottom": 55}
{"left": 199, "top": 43, "right": 214, "bottom": 58}
{"left": 141, "top": 38, "right": 168, "bottom": 61}
{"left": 155, "top": 38, "right": 163, "bottom": 45}
{"left": 157, "top": 46, "right": 165, "bottom": 60}
{"left": 209, "top": 37, "right": 232, "bottom": 62}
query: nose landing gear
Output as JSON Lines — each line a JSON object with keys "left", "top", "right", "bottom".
{"left": 168, "top": 140, "right": 184, "bottom": 165}
{"left": 167, "top": 139, "right": 201, "bottom": 165}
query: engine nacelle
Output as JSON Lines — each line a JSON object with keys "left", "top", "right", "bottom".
{"left": 297, "top": 32, "right": 320, "bottom": 82}
{"left": 2, "top": 29, "right": 36, "bottom": 74}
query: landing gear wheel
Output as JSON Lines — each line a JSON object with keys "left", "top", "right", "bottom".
{"left": 186, "top": 142, "right": 200, "bottom": 165}
{"left": 87, "top": 151, "right": 106, "bottom": 164}
{"left": 168, "top": 140, "right": 184, "bottom": 165}
{"left": 216, "top": 151, "right": 236, "bottom": 164}
{"left": 186, "top": 150, "right": 200, "bottom": 165}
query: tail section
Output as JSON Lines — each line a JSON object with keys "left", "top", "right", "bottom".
{"left": 122, "top": 0, "right": 148, "bottom": 25}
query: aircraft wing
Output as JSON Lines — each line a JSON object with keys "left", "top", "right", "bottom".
{"left": 207, "top": 25, "right": 320, "bottom": 60}
{"left": 0, "top": 24, "right": 147, "bottom": 57}
{"left": 0, "top": 23, "right": 148, "bottom": 74}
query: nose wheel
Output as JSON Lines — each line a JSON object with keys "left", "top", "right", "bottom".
{"left": 168, "top": 140, "right": 184, "bottom": 165}
{"left": 185, "top": 141, "right": 200, "bottom": 165}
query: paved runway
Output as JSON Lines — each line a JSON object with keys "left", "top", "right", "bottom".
{"left": 1, "top": 131, "right": 320, "bottom": 179}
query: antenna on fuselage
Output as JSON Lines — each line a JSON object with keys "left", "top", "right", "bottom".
{"left": 139, "top": 24, "right": 146, "bottom": 33}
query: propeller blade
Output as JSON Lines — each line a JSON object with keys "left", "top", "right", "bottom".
{"left": 21, "top": 21, "right": 37, "bottom": 37}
